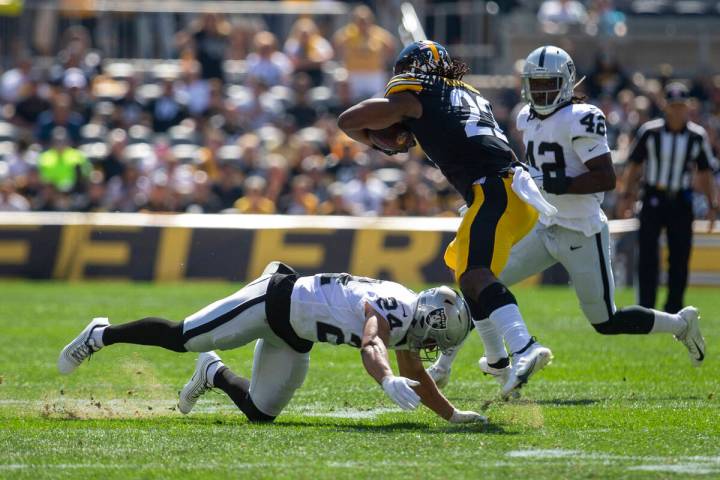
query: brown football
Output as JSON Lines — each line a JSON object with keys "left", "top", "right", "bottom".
{"left": 368, "top": 124, "right": 414, "bottom": 153}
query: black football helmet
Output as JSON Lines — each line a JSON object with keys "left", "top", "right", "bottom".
{"left": 393, "top": 40, "right": 452, "bottom": 76}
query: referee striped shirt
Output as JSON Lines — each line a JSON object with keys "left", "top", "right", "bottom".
{"left": 627, "top": 119, "right": 717, "bottom": 191}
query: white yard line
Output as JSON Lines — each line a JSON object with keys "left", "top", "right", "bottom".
{"left": 629, "top": 464, "right": 719, "bottom": 475}
{"left": 506, "top": 449, "right": 720, "bottom": 475}
{"left": 1, "top": 397, "right": 400, "bottom": 419}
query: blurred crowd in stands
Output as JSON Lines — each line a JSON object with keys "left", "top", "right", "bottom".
{"left": 0, "top": 3, "right": 718, "bottom": 217}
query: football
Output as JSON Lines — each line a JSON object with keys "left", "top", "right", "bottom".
{"left": 368, "top": 124, "right": 415, "bottom": 153}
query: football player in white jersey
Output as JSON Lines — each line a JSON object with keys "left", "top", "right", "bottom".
{"left": 58, "top": 262, "right": 485, "bottom": 424}
{"left": 428, "top": 46, "right": 705, "bottom": 392}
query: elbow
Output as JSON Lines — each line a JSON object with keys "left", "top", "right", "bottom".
{"left": 337, "top": 110, "right": 356, "bottom": 132}
{"left": 337, "top": 111, "right": 349, "bottom": 131}
{"left": 360, "top": 344, "right": 373, "bottom": 358}
{"left": 606, "top": 172, "right": 617, "bottom": 191}
{"left": 360, "top": 340, "right": 379, "bottom": 359}
{"left": 602, "top": 169, "right": 617, "bottom": 192}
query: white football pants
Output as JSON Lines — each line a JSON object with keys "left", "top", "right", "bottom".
{"left": 501, "top": 222, "right": 617, "bottom": 325}
{"left": 182, "top": 276, "right": 309, "bottom": 417}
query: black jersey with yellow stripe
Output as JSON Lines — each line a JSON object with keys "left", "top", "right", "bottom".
{"left": 385, "top": 73, "right": 514, "bottom": 201}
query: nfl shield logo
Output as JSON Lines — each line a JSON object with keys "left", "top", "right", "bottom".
{"left": 427, "top": 308, "right": 447, "bottom": 330}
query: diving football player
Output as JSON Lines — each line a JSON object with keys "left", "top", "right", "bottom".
{"left": 58, "top": 262, "right": 483, "bottom": 424}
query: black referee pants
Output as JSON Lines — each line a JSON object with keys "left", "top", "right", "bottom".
{"left": 637, "top": 189, "right": 694, "bottom": 313}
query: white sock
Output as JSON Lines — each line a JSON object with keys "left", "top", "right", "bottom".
{"left": 650, "top": 310, "right": 686, "bottom": 335}
{"left": 489, "top": 304, "right": 532, "bottom": 354}
{"left": 205, "top": 360, "right": 224, "bottom": 387}
{"left": 473, "top": 318, "right": 508, "bottom": 364}
{"left": 90, "top": 326, "right": 106, "bottom": 348}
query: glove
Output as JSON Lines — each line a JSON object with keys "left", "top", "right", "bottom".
{"left": 449, "top": 409, "right": 487, "bottom": 424}
{"left": 511, "top": 166, "right": 558, "bottom": 217}
{"left": 542, "top": 167, "right": 571, "bottom": 195}
{"left": 381, "top": 375, "right": 421, "bottom": 410}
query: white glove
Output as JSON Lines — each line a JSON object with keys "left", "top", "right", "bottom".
{"left": 449, "top": 409, "right": 487, "bottom": 424}
{"left": 511, "top": 166, "right": 558, "bottom": 217}
{"left": 381, "top": 375, "right": 421, "bottom": 410}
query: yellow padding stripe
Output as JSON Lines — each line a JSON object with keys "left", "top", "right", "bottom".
{"left": 385, "top": 84, "right": 423, "bottom": 96}
{"left": 386, "top": 76, "right": 421, "bottom": 87}
{"left": 441, "top": 77, "right": 480, "bottom": 94}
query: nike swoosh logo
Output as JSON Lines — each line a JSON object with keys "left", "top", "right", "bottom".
{"left": 588, "top": 144, "right": 599, "bottom": 152}
{"left": 570, "top": 245, "right": 582, "bottom": 251}
{"left": 517, "top": 357, "right": 537, "bottom": 384}
{"left": 693, "top": 339, "right": 705, "bottom": 362}
{"left": 401, "top": 304, "right": 408, "bottom": 316}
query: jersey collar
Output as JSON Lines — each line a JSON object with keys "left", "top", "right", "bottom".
{"left": 530, "top": 101, "right": 572, "bottom": 120}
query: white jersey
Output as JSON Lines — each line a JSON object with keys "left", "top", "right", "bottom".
{"left": 517, "top": 103, "right": 611, "bottom": 236}
{"left": 289, "top": 274, "right": 417, "bottom": 349}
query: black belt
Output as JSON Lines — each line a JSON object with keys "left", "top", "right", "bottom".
{"left": 265, "top": 272, "right": 313, "bottom": 354}
{"left": 643, "top": 185, "right": 692, "bottom": 201}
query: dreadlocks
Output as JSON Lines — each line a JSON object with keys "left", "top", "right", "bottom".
{"left": 435, "top": 58, "right": 469, "bottom": 80}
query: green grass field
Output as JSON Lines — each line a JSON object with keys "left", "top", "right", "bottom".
{"left": 0, "top": 281, "right": 718, "bottom": 479}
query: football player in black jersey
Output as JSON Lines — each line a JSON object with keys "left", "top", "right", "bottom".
{"left": 339, "top": 40, "right": 552, "bottom": 398}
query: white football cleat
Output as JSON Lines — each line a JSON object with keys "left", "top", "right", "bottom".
{"left": 478, "top": 357, "right": 520, "bottom": 399}
{"left": 502, "top": 341, "right": 553, "bottom": 399}
{"left": 178, "top": 351, "right": 223, "bottom": 414}
{"left": 57, "top": 317, "right": 109, "bottom": 375}
{"left": 676, "top": 306, "right": 705, "bottom": 367}
{"left": 426, "top": 363, "right": 451, "bottom": 389}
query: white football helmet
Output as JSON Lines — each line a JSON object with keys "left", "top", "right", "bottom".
{"left": 521, "top": 45, "right": 576, "bottom": 115}
{"left": 408, "top": 286, "right": 471, "bottom": 359}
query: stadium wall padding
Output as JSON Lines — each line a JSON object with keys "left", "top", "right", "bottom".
{"left": 1, "top": 213, "right": 719, "bottom": 285}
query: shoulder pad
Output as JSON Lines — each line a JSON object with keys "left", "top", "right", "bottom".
{"left": 570, "top": 103, "right": 607, "bottom": 139}
{"left": 384, "top": 74, "right": 426, "bottom": 97}
{"left": 516, "top": 105, "right": 532, "bottom": 131}
{"left": 687, "top": 121, "right": 708, "bottom": 138}
{"left": 439, "top": 77, "right": 481, "bottom": 95}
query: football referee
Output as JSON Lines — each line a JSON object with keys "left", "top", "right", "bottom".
{"left": 618, "top": 82, "right": 718, "bottom": 313}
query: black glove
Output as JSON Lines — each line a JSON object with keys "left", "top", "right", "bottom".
{"left": 542, "top": 167, "right": 571, "bottom": 195}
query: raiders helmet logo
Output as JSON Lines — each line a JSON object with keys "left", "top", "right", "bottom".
{"left": 427, "top": 308, "right": 447, "bottom": 330}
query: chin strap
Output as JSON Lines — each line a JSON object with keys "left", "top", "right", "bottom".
{"left": 574, "top": 75, "right": 586, "bottom": 89}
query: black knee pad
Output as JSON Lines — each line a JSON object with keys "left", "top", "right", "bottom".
{"left": 465, "top": 296, "right": 484, "bottom": 320}
{"left": 592, "top": 319, "right": 618, "bottom": 335}
{"left": 592, "top": 307, "right": 654, "bottom": 335}
{"left": 475, "top": 282, "right": 517, "bottom": 319}
{"left": 167, "top": 323, "right": 188, "bottom": 352}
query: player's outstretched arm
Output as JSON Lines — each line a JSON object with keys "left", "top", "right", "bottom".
{"left": 361, "top": 305, "right": 421, "bottom": 410}
{"left": 396, "top": 350, "right": 485, "bottom": 424}
{"left": 395, "top": 349, "right": 454, "bottom": 420}
{"left": 337, "top": 92, "right": 421, "bottom": 146}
